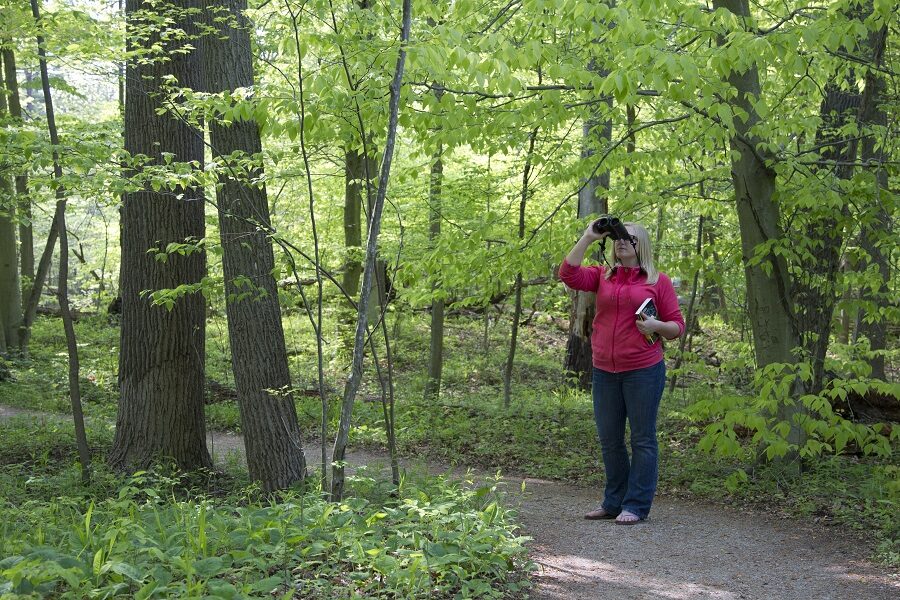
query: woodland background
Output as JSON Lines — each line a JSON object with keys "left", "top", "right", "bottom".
{"left": 0, "top": 0, "right": 897, "bottom": 597}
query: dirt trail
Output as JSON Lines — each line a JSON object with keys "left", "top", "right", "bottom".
{"left": 2, "top": 406, "right": 897, "bottom": 599}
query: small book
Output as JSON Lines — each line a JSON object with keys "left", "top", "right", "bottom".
{"left": 635, "top": 297, "right": 660, "bottom": 346}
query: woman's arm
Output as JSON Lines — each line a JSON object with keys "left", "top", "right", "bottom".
{"left": 637, "top": 273, "right": 685, "bottom": 340}
{"left": 558, "top": 222, "right": 607, "bottom": 292}
{"left": 565, "top": 235, "right": 598, "bottom": 266}
{"left": 636, "top": 317, "right": 681, "bottom": 340}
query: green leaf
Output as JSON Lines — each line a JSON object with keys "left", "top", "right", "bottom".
{"left": 249, "top": 575, "right": 284, "bottom": 593}
{"left": 107, "top": 561, "right": 145, "bottom": 582}
{"left": 192, "top": 556, "right": 224, "bottom": 578}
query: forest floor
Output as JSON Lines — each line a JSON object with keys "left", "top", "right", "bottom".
{"left": 1, "top": 404, "right": 897, "bottom": 599}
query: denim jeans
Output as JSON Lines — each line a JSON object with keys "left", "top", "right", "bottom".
{"left": 592, "top": 360, "right": 666, "bottom": 519}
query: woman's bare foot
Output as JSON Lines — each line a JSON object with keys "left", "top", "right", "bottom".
{"left": 615, "top": 510, "right": 642, "bottom": 525}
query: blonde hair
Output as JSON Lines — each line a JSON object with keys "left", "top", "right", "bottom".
{"left": 603, "top": 222, "right": 660, "bottom": 285}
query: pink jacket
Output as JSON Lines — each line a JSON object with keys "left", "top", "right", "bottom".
{"left": 559, "top": 260, "right": 684, "bottom": 373}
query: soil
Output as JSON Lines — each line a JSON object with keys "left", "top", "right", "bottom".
{"left": 2, "top": 404, "right": 897, "bottom": 599}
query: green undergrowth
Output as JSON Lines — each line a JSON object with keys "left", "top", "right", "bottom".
{"left": 0, "top": 419, "right": 531, "bottom": 599}
{"left": 2, "top": 313, "right": 897, "bottom": 566}
{"left": 0, "top": 317, "right": 119, "bottom": 421}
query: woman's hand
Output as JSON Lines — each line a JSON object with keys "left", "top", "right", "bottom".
{"left": 637, "top": 315, "right": 682, "bottom": 340}
{"left": 635, "top": 315, "right": 660, "bottom": 336}
{"left": 565, "top": 219, "right": 609, "bottom": 266}
{"left": 583, "top": 220, "right": 608, "bottom": 243}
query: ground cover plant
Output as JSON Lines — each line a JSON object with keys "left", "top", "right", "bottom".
{"left": 0, "top": 416, "right": 531, "bottom": 599}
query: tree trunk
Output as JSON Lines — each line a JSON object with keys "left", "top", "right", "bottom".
{"left": 110, "top": 0, "right": 211, "bottom": 472}
{"left": 343, "top": 149, "right": 373, "bottom": 298}
{"left": 503, "top": 127, "right": 538, "bottom": 408}
{"left": 713, "top": 0, "right": 804, "bottom": 458}
{"left": 836, "top": 255, "right": 854, "bottom": 345}
{"left": 794, "top": 75, "right": 860, "bottom": 395}
{"left": 332, "top": 0, "right": 411, "bottom": 501}
{"left": 0, "top": 186, "right": 19, "bottom": 352}
{"left": 0, "top": 51, "right": 22, "bottom": 352}
{"left": 855, "top": 24, "right": 890, "bottom": 380}
{"left": 1, "top": 47, "right": 32, "bottom": 294}
{"left": 669, "top": 215, "right": 703, "bottom": 392}
{"left": 701, "top": 220, "right": 728, "bottom": 317}
{"left": 563, "top": 81, "right": 610, "bottom": 390}
{"left": 30, "top": 0, "right": 91, "bottom": 482}
{"left": 56, "top": 166, "right": 91, "bottom": 486}
{"left": 423, "top": 141, "right": 444, "bottom": 401}
{"left": 202, "top": 0, "right": 306, "bottom": 492}
{"left": 18, "top": 212, "right": 57, "bottom": 354}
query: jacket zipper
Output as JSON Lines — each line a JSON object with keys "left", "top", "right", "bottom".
{"left": 612, "top": 271, "right": 622, "bottom": 373}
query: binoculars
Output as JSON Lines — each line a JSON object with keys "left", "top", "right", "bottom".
{"left": 591, "top": 214, "right": 631, "bottom": 240}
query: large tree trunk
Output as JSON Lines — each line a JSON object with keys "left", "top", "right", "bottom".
{"left": 855, "top": 24, "right": 890, "bottom": 381}
{"left": 202, "top": 0, "right": 306, "bottom": 492}
{"left": 713, "top": 0, "right": 804, "bottom": 455}
{"left": 563, "top": 89, "right": 610, "bottom": 390}
{"left": 0, "top": 184, "right": 19, "bottom": 353}
{"left": 0, "top": 51, "right": 22, "bottom": 352}
{"left": 341, "top": 0, "right": 382, "bottom": 316}
{"left": 2, "top": 47, "right": 32, "bottom": 295}
{"left": 797, "top": 16, "right": 888, "bottom": 391}
{"left": 795, "top": 83, "right": 859, "bottom": 395}
{"left": 793, "top": 4, "right": 881, "bottom": 396}
{"left": 110, "top": 0, "right": 211, "bottom": 471}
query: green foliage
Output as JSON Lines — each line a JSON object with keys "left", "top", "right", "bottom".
{"left": 0, "top": 420, "right": 531, "bottom": 599}
{"left": 687, "top": 359, "right": 897, "bottom": 463}
{"left": 0, "top": 317, "right": 119, "bottom": 418}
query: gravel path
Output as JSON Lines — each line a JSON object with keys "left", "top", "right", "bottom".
{"left": 2, "top": 405, "right": 897, "bottom": 599}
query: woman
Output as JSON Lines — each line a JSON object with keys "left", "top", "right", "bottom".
{"left": 559, "top": 219, "right": 684, "bottom": 524}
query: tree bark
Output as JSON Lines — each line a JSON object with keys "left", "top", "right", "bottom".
{"left": 110, "top": 0, "right": 211, "bottom": 472}
{"left": 423, "top": 139, "right": 444, "bottom": 401}
{"left": 564, "top": 84, "right": 610, "bottom": 390}
{"left": 343, "top": 149, "right": 373, "bottom": 298}
{"left": 0, "top": 187, "right": 19, "bottom": 352}
{"left": 202, "top": 0, "right": 306, "bottom": 491}
{"left": 713, "top": 0, "right": 804, "bottom": 459}
{"left": 794, "top": 35, "right": 861, "bottom": 395}
{"left": 796, "top": 15, "right": 888, "bottom": 391}
{"left": 503, "top": 126, "right": 538, "bottom": 408}
{"left": 0, "top": 50, "right": 22, "bottom": 352}
{"left": 1, "top": 47, "right": 32, "bottom": 294}
{"left": 855, "top": 24, "right": 890, "bottom": 380}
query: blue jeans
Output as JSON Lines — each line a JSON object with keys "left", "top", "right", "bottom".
{"left": 592, "top": 361, "right": 666, "bottom": 519}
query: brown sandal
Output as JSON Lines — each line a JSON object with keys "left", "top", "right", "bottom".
{"left": 584, "top": 507, "right": 616, "bottom": 520}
